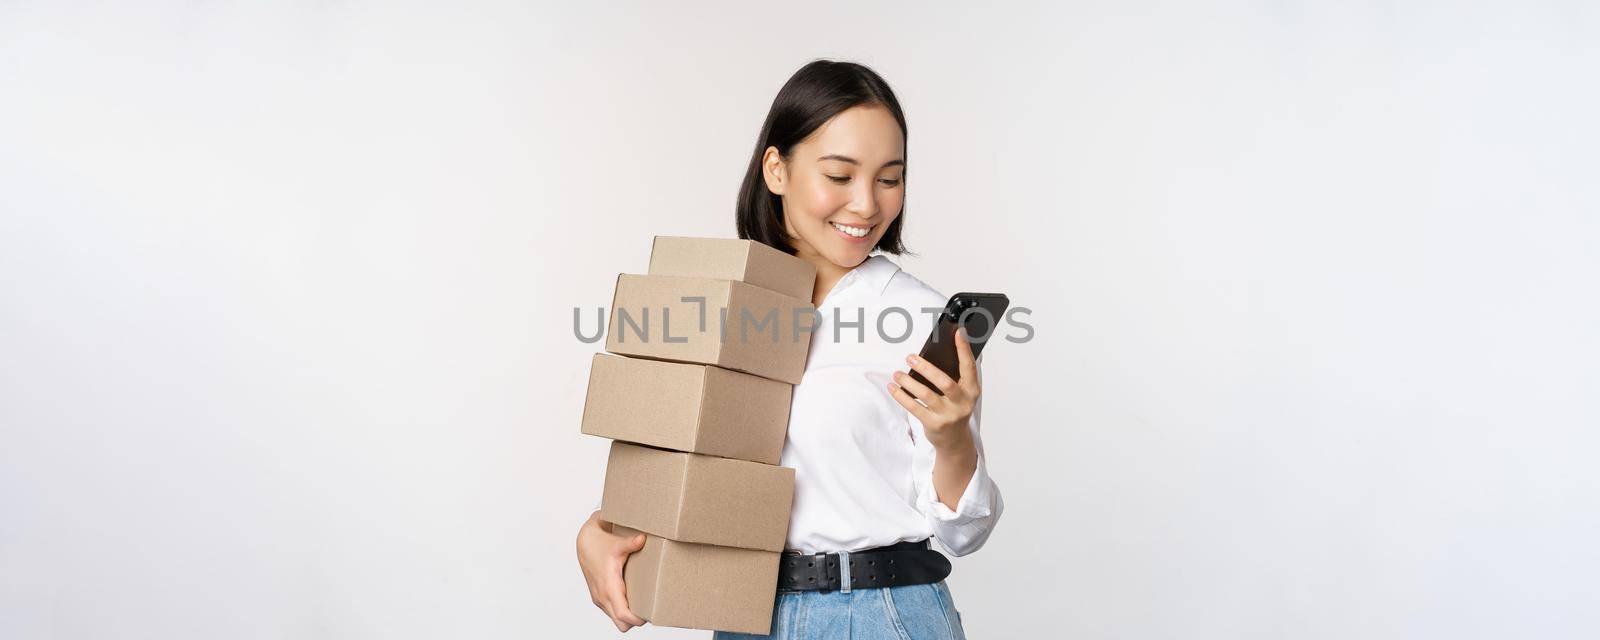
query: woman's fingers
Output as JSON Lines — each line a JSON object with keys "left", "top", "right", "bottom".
{"left": 606, "top": 579, "right": 647, "bottom": 628}
{"left": 954, "top": 328, "right": 980, "bottom": 394}
{"left": 585, "top": 527, "right": 648, "bottom": 632}
{"left": 591, "top": 582, "right": 627, "bottom": 631}
{"left": 905, "top": 354, "right": 958, "bottom": 394}
{"left": 609, "top": 534, "right": 648, "bottom": 627}
{"left": 598, "top": 600, "right": 626, "bottom": 632}
{"left": 888, "top": 378, "right": 937, "bottom": 424}
{"left": 892, "top": 370, "right": 942, "bottom": 406}
{"left": 600, "top": 548, "right": 646, "bottom": 630}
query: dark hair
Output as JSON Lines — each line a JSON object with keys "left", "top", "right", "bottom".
{"left": 736, "top": 60, "right": 910, "bottom": 256}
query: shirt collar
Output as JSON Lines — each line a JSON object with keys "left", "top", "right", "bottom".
{"left": 837, "top": 253, "right": 901, "bottom": 296}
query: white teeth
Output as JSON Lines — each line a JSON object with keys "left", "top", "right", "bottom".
{"left": 832, "top": 222, "right": 869, "bottom": 238}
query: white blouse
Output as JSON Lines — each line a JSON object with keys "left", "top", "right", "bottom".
{"left": 781, "top": 254, "right": 1003, "bottom": 557}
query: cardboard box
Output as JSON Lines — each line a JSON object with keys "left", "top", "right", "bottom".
{"left": 601, "top": 441, "right": 794, "bottom": 552}
{"left": 647, "top": 236, "right": 817, "bottom": 302}
{"left": 605, "top": 274, "right": 814, "bottom": 384}
{"left": 616, "top": 525, "right": 780, "bottom": 635}
{"left": 580, "top": 353, "right": 792, "bottom": 465}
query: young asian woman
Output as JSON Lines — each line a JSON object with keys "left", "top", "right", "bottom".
{"left": 576, "top": 60, "right": 1001, "bottom": 640}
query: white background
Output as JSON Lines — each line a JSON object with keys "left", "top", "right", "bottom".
{"left": 3, "top": 2, "right": 1597, "bottom": 638}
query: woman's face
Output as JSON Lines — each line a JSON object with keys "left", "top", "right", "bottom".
{"left": 763, "top": 104, "right": 906, "bottom": 269}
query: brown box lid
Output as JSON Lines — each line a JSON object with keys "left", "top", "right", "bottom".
{"left": 647, "top": 236, "right": 817, "bottom": 302}
{"left": 615, "top": 525, "right": 780, "bottom": 635}
{"left": 601, "top": 441, "right": 794, "bottom": 552}
{"left": 580, "top": 353, "right": 792, "bottom": 465}
{"left": 605, "top": 274, "right": 814, "bottom": 384}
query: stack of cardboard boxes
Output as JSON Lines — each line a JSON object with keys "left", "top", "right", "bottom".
{"left": 580, "top": 236, "right": 817, "bottom": 634}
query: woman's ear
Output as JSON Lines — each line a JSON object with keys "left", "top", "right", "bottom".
{"left": 761, "top": 146, "right": 788, "bottom": 195}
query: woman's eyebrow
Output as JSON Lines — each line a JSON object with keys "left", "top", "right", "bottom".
{"left": 818, "top": 154, "right": 905, "bottom": 168}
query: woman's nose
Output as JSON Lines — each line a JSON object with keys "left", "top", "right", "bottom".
{"left": 847, "top": 182, "right": 878, "bottom": 218}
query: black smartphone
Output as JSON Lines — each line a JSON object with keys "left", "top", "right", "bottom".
{"left": 907, "top": 292, "right": 1010, "bottom": 396}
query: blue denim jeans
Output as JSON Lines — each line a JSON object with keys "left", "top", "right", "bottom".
{"left": 712, "top": 580, "right": 967, "bottom": 640}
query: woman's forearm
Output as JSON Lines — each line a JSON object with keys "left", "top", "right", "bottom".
{"left": 931, "top": 433, "right": 978, "bottom": 511}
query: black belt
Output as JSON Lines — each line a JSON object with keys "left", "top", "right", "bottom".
{"left": 777, "top": 539, "right": 951, "bottom": 593}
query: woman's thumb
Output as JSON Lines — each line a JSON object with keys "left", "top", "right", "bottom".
{"left": 625, "top": 533, "right": 647, "bottom": 552}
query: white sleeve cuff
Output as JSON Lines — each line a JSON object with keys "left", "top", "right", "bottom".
{"left": 924, "top": 453, "right": 996, "bottom": 522}
{"left": 917, "top": 448, "right": 1004, "bottom": 557}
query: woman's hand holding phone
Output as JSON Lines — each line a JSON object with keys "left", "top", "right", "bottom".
{"left": 888, "top": 326, "right": 980, "bottom": 454}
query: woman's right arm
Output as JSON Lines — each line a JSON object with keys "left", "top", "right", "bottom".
{"left": 576, "top": 509, "right": 649, "bottom": 632}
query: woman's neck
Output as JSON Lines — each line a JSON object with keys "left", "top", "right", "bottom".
{"left": 795, "top": 249, "right": 866, "bottom": 308}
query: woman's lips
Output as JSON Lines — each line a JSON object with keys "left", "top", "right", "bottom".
{"left": 831, "top": 221, "right": 873, "bottom": 242}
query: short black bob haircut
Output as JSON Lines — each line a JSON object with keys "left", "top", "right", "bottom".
{"left": 736, "top": 60, "right": 910, "bottom": 257}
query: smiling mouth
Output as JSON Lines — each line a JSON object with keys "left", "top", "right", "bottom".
{"left": 831, "top": 221, "right": 872, "bottom": 238}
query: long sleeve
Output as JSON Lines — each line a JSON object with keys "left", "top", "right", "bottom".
{"left": 908, "top": 360, "right": 1004, "bottom": 557}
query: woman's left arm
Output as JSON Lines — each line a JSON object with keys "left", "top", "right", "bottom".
{"left": 889, "top": 328, "right": 1005, "bottom": 557}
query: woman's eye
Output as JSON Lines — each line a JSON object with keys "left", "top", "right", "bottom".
{"left": 878, "top": 178, "right": 902, "bottom": 187}
{"left": 826, "top": 175, "right": 851, "bottom": 184}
